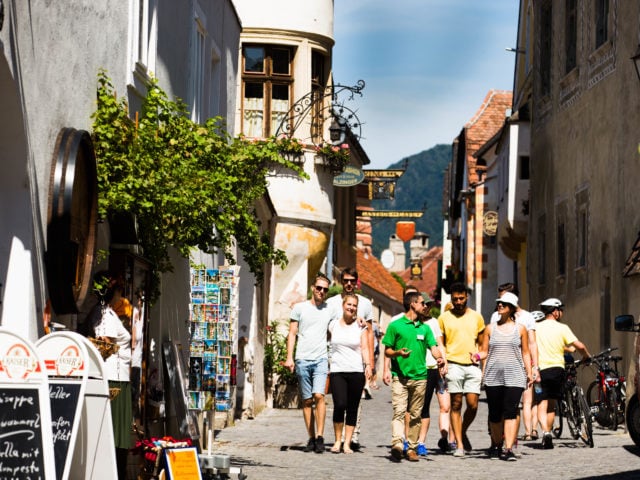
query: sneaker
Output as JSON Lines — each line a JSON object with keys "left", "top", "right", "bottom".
{"left": 448, "top": 441, "right": 457, "bottom": 453}
{"left": 453, "top": 448, "right": 465, "bottom": 458}
{"left": 402, "top": 439, "right": 409, "bottom": 454}
{"left": 363, "top": 386, "right": 372, "bottom": 399}
{"left": 390, "top": 444, "right": 404, "bottom": 461}
{"left": 304, "top": 437, "right": 316, "bottom": 452}
{"left": 542, "top": 432, "right": 554, "bottom": 450}
{"left": 416, "top": 443, "right": 428, "bottom": 456}
{"left": 512, "top": 439, "right": 522, "bottom": 458}
{"left": 314, "top": 436, "right": 325, "bottom": 454}
{"left": 487, "top": 445, "right": 501, "bottom": 460}
{"left": 502, "top": 449, "right": 517, "bottom": 461}
{"left": 405, "top": 449, "right": 420, "bottom": 462}
{"left": 462, "top": 434, "right": 472, "bottom": 452}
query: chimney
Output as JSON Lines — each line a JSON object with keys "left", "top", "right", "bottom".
{"left": 389, "top": 234, "right": 406, "bottom": 272}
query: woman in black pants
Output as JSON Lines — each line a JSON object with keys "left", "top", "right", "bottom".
{"left": 328, "top": 294, "right": 372, "bottom": 453}
{"left": 471, "top": 292, "right": 532, "bottom": 461}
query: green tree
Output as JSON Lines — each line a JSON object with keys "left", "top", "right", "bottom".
{"left": 92, "top": 71, "right": 308, "bottom": 300}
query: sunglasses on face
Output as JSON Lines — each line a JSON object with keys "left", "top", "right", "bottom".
{"left": 314, "top": 285, "right": 329, "bottom": 293}
{"left": 342, "top": 278, "right": 357, "bottom": 284}
{"left": 496, "top": 302, "right": 510, "bottom": 308}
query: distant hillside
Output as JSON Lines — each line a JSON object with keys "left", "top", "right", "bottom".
{"left": 370, "top": 144, "right": 450, "bottom": 258}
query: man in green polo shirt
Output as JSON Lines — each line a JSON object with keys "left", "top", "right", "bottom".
{"left": 382, "top": 291, "right": 445, "bottom": 462}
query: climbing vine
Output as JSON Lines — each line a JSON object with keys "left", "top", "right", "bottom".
{"left": 92, "top": 71, "right": 308, "bottom": 301}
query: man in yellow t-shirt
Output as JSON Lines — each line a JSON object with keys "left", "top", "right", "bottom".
{"left": 534, "top": 297, "right": 590, "bottom": 450}
{"left": 438, "top": 282, "right": 485, "bottom": 458}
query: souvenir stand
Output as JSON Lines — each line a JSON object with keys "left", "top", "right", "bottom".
{"left": 188, "top": 266, "right": 244, "bottom": 478}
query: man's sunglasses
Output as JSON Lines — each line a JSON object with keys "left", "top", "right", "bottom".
{"left": 314, "top": 286, "right": 329, "bottom": 293}
{"left": 342, "top": 278, "right": 357, "bottom": 284}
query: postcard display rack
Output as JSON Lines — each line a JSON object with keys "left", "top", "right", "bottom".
{"left": 188, "top": 267, "right": 239, "bottom": 413}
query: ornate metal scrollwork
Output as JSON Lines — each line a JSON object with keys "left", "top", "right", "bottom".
{"left": 275, "top": 80, "right": 365, "bottom": 146}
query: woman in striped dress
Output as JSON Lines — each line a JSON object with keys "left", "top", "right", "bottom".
{"left": 471, "top": 292, "right": 532, "bottom": 461}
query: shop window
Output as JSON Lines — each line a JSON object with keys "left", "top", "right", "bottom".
{"left": 595, "top": 0, "right": 609, "bottom": 49}
{"left": 557, "top": 221, "right": 566, "bottom": 276}
{"left": 519, "top": 156, "right": 530, "bottom": 180}
{"left": 565, "top": 0, "right": 577, "bottom": 73}
{"left": 576, "top": 193, "right": 589, "bottom": 268}
{"left": 242, "top": 45, "right": 294, "bottom": 138}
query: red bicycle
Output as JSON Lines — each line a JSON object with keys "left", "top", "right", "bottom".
{"left": 585, "top": 347, "right": 626, "bottom": 431}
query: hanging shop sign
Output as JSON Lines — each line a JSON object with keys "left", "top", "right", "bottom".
{"left": 333, "top": 165, "right": 365, "bottom": 187}
{"left": 396, "top": 221, "right": 416, "bottom": 242}
{"left": 0, "top": 328, "right": 56, "bottom": 480}
{"left": 483, "top": 211, "right": 499, "bottom": 236}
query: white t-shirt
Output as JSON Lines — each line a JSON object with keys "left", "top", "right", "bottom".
{"left": 490, "top": 308, "right": 535, "bottom": 331}
{"left": 329, "top": 319, "right": 367, "bottom": 373}
{"left": 424, "top": 318, "right": 442, "bottom": 368}
{"left": 326, "top": 293, "right": 373, "bottom": 324}
{"left": 92, "top": 306, "right": 132, "bottom": 381}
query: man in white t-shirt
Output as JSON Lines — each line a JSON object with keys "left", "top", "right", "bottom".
{"left": 285, "top": 273, "right": 339, "bottom": 454}
{"left": 489, "top": 283, "right": 539, "bottom": 450}
{"left": 326, "top": 267, "right": 373, "bottom": 449}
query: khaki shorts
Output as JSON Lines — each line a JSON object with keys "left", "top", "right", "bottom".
{"left": 445, "top": 363, "right": 482, "bottom": 395}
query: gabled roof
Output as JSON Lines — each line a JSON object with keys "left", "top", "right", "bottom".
{"left": 356, "top": 248, "right": 403, "bottom": 303}
{"left": 463, "top": 90, "right": 512, "bottom": 183}
{"left": 397, "top": 246, "right": 443, "bottom": 297}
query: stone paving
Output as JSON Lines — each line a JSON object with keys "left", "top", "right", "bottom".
{"left": 214, "top": 384, "right": 640, "bottom": 480}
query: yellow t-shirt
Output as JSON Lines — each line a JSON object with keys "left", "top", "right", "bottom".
{"left": 536, "top": 319, "right": 578, "bottom": 370}
{"left": 438, "top": 308, "right": 485, "bottom": 364}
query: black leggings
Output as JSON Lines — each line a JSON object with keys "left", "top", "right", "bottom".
{"left": 330, "top": 371, "right": 366, "bottom": 425}
{"left": 485, "top": 385, "right": 524, "bottom": 423}
{"left": 420, "top": 368, "right": 439, "bottom": 419}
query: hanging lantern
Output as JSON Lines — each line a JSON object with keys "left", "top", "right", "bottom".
{"left": 396, "top": 221, "right": 415, "bottom": 242}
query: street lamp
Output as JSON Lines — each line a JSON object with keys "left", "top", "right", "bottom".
{"left": 329, "top": 115, "right": 346, "bottom": 145}
{"left": 631, "top": 44, "right": 640, "bottom": 82}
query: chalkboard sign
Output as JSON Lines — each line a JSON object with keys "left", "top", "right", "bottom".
{"left": 0, "top": 387, "right": 47, "bottom": 479}
{"left": 49, "top": 381, "right": 82, "bottom": 480}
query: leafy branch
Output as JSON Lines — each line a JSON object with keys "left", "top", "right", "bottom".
{"left": 92, "top": 71, "right": 308, "bottom": 301}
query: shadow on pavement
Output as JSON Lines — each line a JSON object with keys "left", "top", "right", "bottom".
{"left": 576, "top": 471, "right": 640, "bottom": 480}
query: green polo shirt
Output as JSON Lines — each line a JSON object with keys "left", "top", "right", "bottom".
{"left": 382, "top": 314, "right": 437, "bottom": 380}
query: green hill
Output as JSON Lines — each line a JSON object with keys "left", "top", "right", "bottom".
{"left": 370, "top": 144, "right": 450, "bottom": 257}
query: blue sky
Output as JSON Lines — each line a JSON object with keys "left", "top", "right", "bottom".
{"left": 333, "top": 1, "right": 520, "bottom": 169}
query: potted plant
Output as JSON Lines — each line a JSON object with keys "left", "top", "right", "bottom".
{"left": 315, "top": 143, "right": 350, "bottom": 175}
{"left": 264, "top": 321, "right": 300, "bottom": 408}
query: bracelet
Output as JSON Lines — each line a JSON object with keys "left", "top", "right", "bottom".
{"left": 474, "top": 353, "right": 481, "bottom": 362}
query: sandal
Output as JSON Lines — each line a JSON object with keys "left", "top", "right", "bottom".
{"left": 521, "top": 434, "right": 533, "bottom": 441}
{"left": 330, "top": 443, "right": 341, "bottom": 454}
{"left": 531, "top": 429, "right": 539, "bottom": 440}
{"left": 343, "top": 447, "right": 354, "bottom": 454}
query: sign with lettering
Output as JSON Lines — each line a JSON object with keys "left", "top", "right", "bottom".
{"left": 164, "top": 447, "right": 202, "bottom": 480}
{"left": 0, "top": 328, "right": 56, "bottom": 480}
{"left": 333, "top": 165, "right": 364, "bottom": 187}
{"left": 36, "top": 333, "right": 88, "bottom": 480}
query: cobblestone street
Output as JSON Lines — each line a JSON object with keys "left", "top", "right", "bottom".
{"left": 215, "top": 385, "right": 640, "bottom": 480}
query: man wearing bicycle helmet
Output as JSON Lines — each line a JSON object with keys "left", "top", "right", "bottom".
{"left": 534, "top": 298, "right": 591, "bottom": 449}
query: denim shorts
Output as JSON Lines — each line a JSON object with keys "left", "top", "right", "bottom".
{"left": 295, "top": 358, "right": 329, "bottom": 400}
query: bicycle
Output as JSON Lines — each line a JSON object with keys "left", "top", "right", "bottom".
{"left": 551, "top": 356, "right": 594, "bottom": 447}
{"left": 585, "top": 347, "right": 626, "bottom": 430}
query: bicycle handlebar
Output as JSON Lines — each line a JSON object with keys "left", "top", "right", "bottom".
{"left": 592, "top": 347, "right": 618, "bottom": 359}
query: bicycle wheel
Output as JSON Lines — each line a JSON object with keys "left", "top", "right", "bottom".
{"left": 565, "top": 391, "right": 580, "bottom": 439}
{"left": 587, "top": 380, "right": 613, "bottom": 428}
{"left": 608, "top": 388, "right": 619, "bottom": 431}
{"left": 552, "top": 400, "right": 563, "bottom": 438}
{"left": 575, "top": 387, "right": 595, "bottom": 447}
